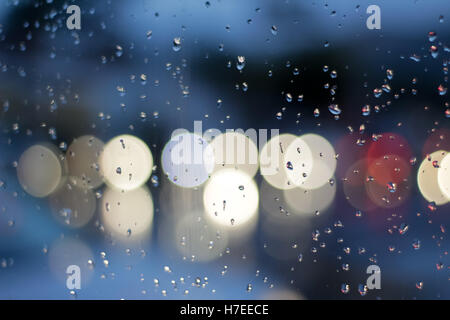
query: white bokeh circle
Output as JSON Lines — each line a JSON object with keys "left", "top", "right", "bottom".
{"left": 418, "top": 150, "right": 448, "bottom": 205}
{"left": 260, "top": 133, "right": 297, "bottom": 190}
{"left": 162, "top": 132, "right": 215, "bottom": 188}
{"left": 438, "top": 152, "right": 450, "bottom": 201}
{"left": 203, "top": 169, "right": 259, "bottom": 228}
{"left": 283, "top": 136, "right": 313, "bottom": 187}
{"left": 67, "top": 135, "right": 104, "bottom": 189}
{"left": 100, "top": 135, "right": 153, "bottom": 191}
{"left": 300, "top": 134, "right": 337, "bottom": 190}
{"left": 210, "top": 132, "right": 259, "bottom": 177}
{"left": 101, "top": 186, "right": 154, "bottom": 241}
{"left": 17, "top": 144, "right": 66, "bottom": 198}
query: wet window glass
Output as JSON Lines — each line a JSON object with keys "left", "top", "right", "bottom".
{"left": 0, "top": 0, "right": 448, "bottom": 300}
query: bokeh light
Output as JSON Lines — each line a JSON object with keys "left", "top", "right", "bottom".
{"left": 162, "top": 132, "right": 215, "bottom": 188}
{"left": 342, "top": 160, "right": 377, "bottom": 212}
{"left": 203, "top": 169, "right": 258, "bottom": 228}
{"left": 283, "top": 136, "right": 313, "bottom": 187}
{"left": 422, "top": 128, "right": 450, "bottom": 156}
{"left": 66, "top": 135, "right": 105, "bottom": 189}
{"left": 100, "top": 134, "right": 153, "bottom": 191}
{"left": 367, "top": 153, "right": 411, "bottom": 186}
{"left": 260, "top": 133, "right": 297, "bottom": 190}
{"left": 417, "top": 150, "right": 448, "bottom": 205}
{"left": 366, "top": 155, "right": 411, "bottom": 209}
{"left": 283, "top": 179, "right": 336, "bottom": 217}
{"left": 299, "top": 134, "right": 337, "bottom": 190}
{"left": 174, "top": 213, "right": 229, "bottom": 262}
{"left": 49, "top": 178, "right": 96, "bottom": 228}
{"left": 367, "top": 133, "right": 412, "bottom": 163}
{"left": 101, "top": 186, "right": 154, "bottom": 241}
{"left": 259, "top": 180, "right": 312, "bottom": 261}
{"left": 17, "top": 144, "right": 66, "bottom": 198}
{"left": 438, "top": 152, "right": 450, "bottom": 201}
{"left": 210, "top": 131, "right": 259, "bottom": 177}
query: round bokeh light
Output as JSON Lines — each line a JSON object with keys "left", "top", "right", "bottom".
{"left": 260, "top": 133, "right": 297, "bottom": 190}
{"left": 101, "top": 186, "right": 154, "bottom": 241}
{"left": 438, "top": 152, "right": 450, "bottom": 201}
{"left": 210, "top": 132, "right": 259, "bottom": 177}
{"left": 417, "top": 150, "right": 448, "bottom": 205}
{"left": 203, "top": 169, "right": 259, "bottom": 228}
{"left": 17, "top": 144, "right": 66, "bottom": 198}
{"left": 162, "top": 132, "right": 215, "bottom": 188}
{"left": 100, "top": 134, "right": 153, "bottom": 191}
{"left": 67, "top": 135, "right": 104, "bottom": 189}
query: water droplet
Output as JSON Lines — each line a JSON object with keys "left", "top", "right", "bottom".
{"left": 362, "top": 105, "right": 371, "bottom": 116}
{"left": 285, "top": 93, "right": 293, "bottom": 102}
{"left": 151, "top": 175, "right": 159, "bottom": 187}
{"left": 340, "top": 283, "right": 350, "bottom": 294}
{"left": 115, "top": 45, "right": 123, "bottom": 57}
{"left": 286, "top": 161, "right": 293, "bottom": 170}
{"left": 438, "top": 84, "right": 447, "bottom": 96}
{"left": 399, "top": 223, "right": 409, "bottom": 235}
{"left": 276, "top": 111, "right": 283, "bottom": 120}
{"left": 427, "top": 201, "right": 437, "bottom": 212}
{"left": 270, "top": 25, "right": 278, "bottom": 35}
{"left": 236, "top": 56, "right": 246, "bottom": 71}
{"left": 386, "top": 69, "right": 394, "bottom": 80}
{"left": 412, "top": 239, "right": 421, "bottom": 250}
{"left": 428, "top": 31, "right": 437, "bottom": 42}
{"left": 386, "top": 182, "right": 397, "bottom": 193}
{"left": 358, "top": 284, "right": 368, "bottom": 296}
{"left": 330, "top": 70, "right": 337, "bottom": 79}
{"left": 432, "top": 160, "right": 440, "bottom": 168}
{"left": 430, "top": 45, "right": 439, "bottom": 58}
{"left": 373, "top": 88, "right": 383, "bottom": 98}
{"left": 328, "top": 104, "right": 341, "bottom": 115}
{"left": 410, "top": 54, "right": 421, "bottom": 62}
{"left": 172, "top": 37, "right": 182, "bottom": 52}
